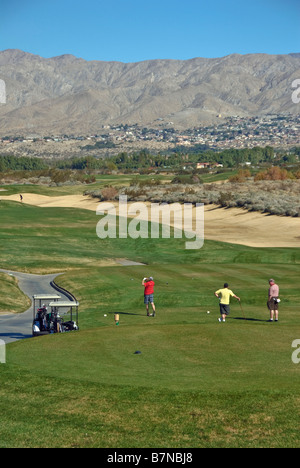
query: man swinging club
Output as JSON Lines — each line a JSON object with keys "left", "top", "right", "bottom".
{"left": 214, "top": 283, "right": 240, "bottom": 322}
{"left": 142, "top": 277, "right": 156, "bottom": 317}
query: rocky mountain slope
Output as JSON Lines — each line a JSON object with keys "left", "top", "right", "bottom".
{"left": 0, "top": 49, "right": 299, "bottom": 135}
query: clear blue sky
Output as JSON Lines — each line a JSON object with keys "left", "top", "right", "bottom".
{"left": 1, "top": 0, "right": 299, "bottom": 62}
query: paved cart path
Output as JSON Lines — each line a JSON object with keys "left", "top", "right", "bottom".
{"left": 0, "top": 270, "right": 69, "bottom": 344}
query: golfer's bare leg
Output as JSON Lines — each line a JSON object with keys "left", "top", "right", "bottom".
{"left": 151, "top": 302, "right": 156, "bottom": 314}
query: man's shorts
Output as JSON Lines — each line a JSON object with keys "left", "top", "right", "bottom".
{"left": 144, "top": 294, "right": 154, "bottom": 304}
{"left": 267, "top": 298, "right": 279, "bottom": 311}
{"left": 220, "top": 304, "right": 230, "bottom": 315}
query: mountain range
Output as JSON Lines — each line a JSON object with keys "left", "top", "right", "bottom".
{"left": 0, "top": 49, "right": 299, "bottom": 135}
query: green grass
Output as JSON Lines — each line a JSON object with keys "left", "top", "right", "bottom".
{"left": 0, "top": 273, "right": 31, "bottom": 313}
{"left": 0, "top": 201, "right": 299, "bottom": 272}
{"left": 0, "top": 198, "right": 299, "bottom": 448}
{"left": 201, "top": 169, "right": 238, "bottom": 183}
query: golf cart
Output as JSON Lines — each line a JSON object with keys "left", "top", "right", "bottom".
{"left": 48, "top": 301, "right": 79, "bottom": 333}
{"left": 32, "top": 294, "right": 61, "bottom": 337}
{"left": 32, "top": 295, "right": 79, "bottom": 336}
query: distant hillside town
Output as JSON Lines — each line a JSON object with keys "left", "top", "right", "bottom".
{"left": 0, "top": 114, "right": 299, "bottom": 160}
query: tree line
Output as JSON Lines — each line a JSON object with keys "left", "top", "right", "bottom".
{"left": 0, "top": 154, "right": 48, "bottom": 172}
{"left": 1, "top": 146, "right": 299, "bottom": 172}
{"left": 57, "top": 146, "right": 299, "bottom": 170}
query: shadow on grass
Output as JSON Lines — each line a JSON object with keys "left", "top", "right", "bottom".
{"left": 232, "top": 316, "right": 269, "bottom": 322}
{"left": 0, "top": 332, "right": 32, "bottom": 340}
{"left": 109, "top": 311, "right": 146, "bottom": 317}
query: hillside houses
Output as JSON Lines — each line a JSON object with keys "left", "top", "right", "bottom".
{"left": 0, "top": 114, "right": 299, "bottom": 158}
{"left": 196, "top": 162, "right": 223, "bottom": 169}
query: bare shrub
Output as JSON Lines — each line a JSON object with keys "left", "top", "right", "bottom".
{"left": 101, "top": 186, "right": 119, "bottom": 201}
{"left": 229, "top": 169, "right": 251, "bottom": 183}
{"left": 254, "top": 166, "right": 294, "bottom": 181}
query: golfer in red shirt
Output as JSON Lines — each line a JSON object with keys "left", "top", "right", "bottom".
{"left": 142, "top": 277, "right": 156, "bottom": 317}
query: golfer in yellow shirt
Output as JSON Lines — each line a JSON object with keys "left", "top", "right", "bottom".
{"left": 215, "top": 283, "right": 240, "bottom": 322}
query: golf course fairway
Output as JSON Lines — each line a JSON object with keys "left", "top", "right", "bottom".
{"left": 0, "top": 200, "right": 299, "bottom": 448}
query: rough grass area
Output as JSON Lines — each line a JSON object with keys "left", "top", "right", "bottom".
{"left": 0, "top": 273, "right": 31, "bottom": 314}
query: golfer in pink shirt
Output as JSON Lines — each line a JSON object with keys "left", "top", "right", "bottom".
{"left": 267, "top": 279, "right": 280, "bottom": 322}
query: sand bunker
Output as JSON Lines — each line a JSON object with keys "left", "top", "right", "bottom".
{"left": 1, "top": 193, "right": 299, "bottom": 248}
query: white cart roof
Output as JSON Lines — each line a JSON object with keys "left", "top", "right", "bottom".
{"left": 48, "top": 301, "right": 79, "bottom": 308}
{"left": 33, "top": 295, "right": 61, "bottom": 300}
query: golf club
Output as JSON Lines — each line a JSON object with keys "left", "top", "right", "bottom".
{"left": 239, "top": 301, "right": 246, "bottom": 320}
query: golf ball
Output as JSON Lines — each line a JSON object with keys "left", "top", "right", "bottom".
{"left": 207, "top": 311, "right": 210, "bottom": 314}
{"left": 104, "top": 314, "right": 107, "bottom": 317}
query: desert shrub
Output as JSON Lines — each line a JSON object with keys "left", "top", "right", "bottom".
{"left": 74, "top": 173, "right": 96, "bottom": 184}
{"left": 139, "top": 178, "right": 161, "bottom": 187}
{"left": 101, "top": 186, "right": 119, "bottom": 201}
{"left": 206, "top": 191, "right": 220, "bottom": 204}
{"left": 185, "top": 187, "right": 196, "bottom": 194}
{"left": 172, "top": 174, "right": 202, "bottom": 185}
{"left": 48, "top": 169, "right": 73, "bottom": 184}
{"left": 250, "top": 203, "right": 265, "bottom": 212}
{"left": 285, "top": 208, "right": 299, "bottom": 217}
{"left": 217, "top": 191, "right": 234, "bottom": 207}
{"left": 84, "top": 190, "right": 103, "bottom": 200}
{"left": 294, "top": 170, "right": 300, "bottom": 179}
{"left": 166, "top": 185, "right": 181, "bottom": 193}
{"left": 229, "top": 169, "right": 251, "bottom": 183}
{"left": 130, "top": 178, "right": 161, "bottom": 188}
{"left": 99, "top": 178, "right": 300, "bottom": 217}
{"left": 254, "top": 166, "right": 293, "bottom": 181}
{"left": 124, "top": 187, "right": 147, "bottom": 201}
